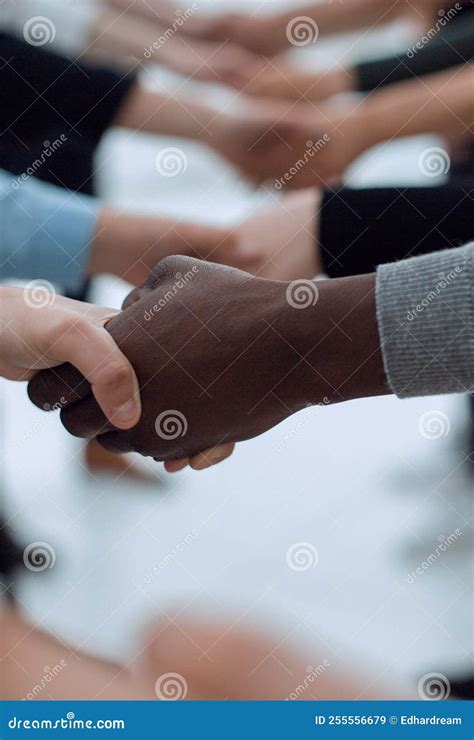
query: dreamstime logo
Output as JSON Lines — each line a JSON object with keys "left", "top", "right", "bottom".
{"left": 23, "top": 542, "right": 56, "bottom": 572}
{"left": 275, "top": 135, "right": 330, "bottom": 190}
{"left": 155, "top": 673, "right": 188, "bottom": 701}
{"left": 155, "top": 147, "right": 188, "bottom": 177}
{"left": 22, "top": 660, "right": 68, "bottom": 701}
{"left": 274, "top": 399, "right": 330, "bottom": 453}
{"left": 406, "top": 4, "right": 462, "bottom": 57}
{"left": 23, "top": 280, "right": 56, "bottom": 310}
{"left": 406, "top": 529, "right": 462, "bottom": 584}
{"left": 406, "top": 264, "right": 463, "bottom": 321}
{"left": 23, "top": 16, "right": 56, "bottom": 46}
{"left": 418, "top": 147, "right": 450, "bottom": 178}
{"left": 418, "top": 410, "right": 451, "bottom": 440}
{"left": 287, "top": 542, "right": 318, "bottom": 572}
{"left": 144, "top": 3, "right": 199, "bottom": 58}
{"left": 155, "top": 410, "right": 188, "bottom": 440}
{"left": 418, "top": 672, "right": 451, "bottom": 700}
{"left": 286, "top": 16, "right": 319, "bottom": 46}
{"left": 286, "top": 280, "right": 319, "bottom": 309}
{"left": 144, "top": 529, "right": 199, "bottom": 584}
{"left": 285, "top": 660, "right": 330, "bottom": 700}
{"left": 12, "top": 135, "right": 68, "bottom": 190}
{"left": 144, "top": 267, "right": 199, "bottom": 321}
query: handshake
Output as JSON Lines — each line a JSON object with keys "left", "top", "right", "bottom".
{"left": 28, "top": 257, "right": 386, "bottom": 462}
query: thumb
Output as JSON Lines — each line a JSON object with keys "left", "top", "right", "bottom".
{"left": 53, "top": 318, "right": 141, "bottom": 430}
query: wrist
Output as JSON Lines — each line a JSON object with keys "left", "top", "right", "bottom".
{"left": 342, "top": 101, "right": 382, "bottom": 155}
{"left": 328, "top": 66, "right": 356, "bottom": 97}
{"left": 87, "top": 208, "right": 115, "bottom": 277}
{"left": 272, "top": 273, "right": 388, "bottom": 408}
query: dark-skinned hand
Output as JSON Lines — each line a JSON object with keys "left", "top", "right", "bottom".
{"left": 28, "top": 256, "right": 386, "bottom": 461}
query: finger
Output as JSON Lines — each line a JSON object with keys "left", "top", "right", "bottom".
{"left": 28, "top": 363, "right": 91, "bottom": 411}
{"left": 54, "top": 319, "right": 141, "bottom": 429}
{"left": 60, "top": 394, "right": 114, "bottom": 439}
{"left": 97, "top": 430, "right": 134, "bottom": 455}
{"left": 164, "top": 459, "right": 190, "bottom": 474}
{"left": 190, "top": 443, "right": 235, "bottom": 471}
{"left": 184, "top": 228, "right": 237, "bottom": 264}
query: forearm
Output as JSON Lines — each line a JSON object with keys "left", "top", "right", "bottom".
{"left": 88, "top": 209, "right": 169, "bottom": 282}
{"left": 0, "top": 606, "right": 154, "bottom": 700}
{"left": 85, "top": 8, "right": 163, "bottom": 65}
{"left": 354, "top": 17, "right": 474, "bottom": 92}
{"left": 113, "top": 84, "right": 219, "bottom": 142}
{"left": 106, "top": 0, "right": 177, "bottom": 24}
{"left": 278, "top": 273, "right": 388, "bottom": 406}
{"left": 352, "top": 64, "right": 474, "bottom": 148}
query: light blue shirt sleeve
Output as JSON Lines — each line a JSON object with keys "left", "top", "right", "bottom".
{"left": 0, "top": 170, "right": 100, "bottom": 293}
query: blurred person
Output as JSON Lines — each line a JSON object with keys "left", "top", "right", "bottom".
{"left": 0, "top": 601, "right": 416, "bottom": 700}
{"left": 186, "top": 0, "right": 469, "bottom": 56}
{"left": 0, "top": 0, "right": 264, "bottom": 84}
{"left": 228, "top": 183, "right": 474, "bottom": 281}
{"left": 0, "top": 31, "right": 318, "bottom": 197}
{"left": 0, "top": 169, "right": 238, "bottom": 295}
{"left": 250, "top": 63, "right": 474, "bottom": 187}
{"left": 233, "top": 9, "right": 474, "bottom": 101}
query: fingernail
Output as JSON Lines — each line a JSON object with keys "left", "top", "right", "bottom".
{"left": 114, "top": 401, "right": 140, "bottom": 427}
{"left": 209, "top": 450, "right": 224, "bottom": 463}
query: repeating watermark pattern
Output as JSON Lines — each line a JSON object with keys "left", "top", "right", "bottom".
{"left": 12, "top": 398, "right": 67, "bottom": 451}
{"left": 22, "top": 661, "right": 68, "bottom": 701}
{"left": 23, "top": 280, "right": 56, "bottom": 310}
{"left": 406, "top": 4, "right": 462, "bottom": 58}
{"left": 155, "top": 410, "right": 188, "bottom": 440}
{"left": 23, "top": 16, "right": 56, "bottom": 46}
{"left": 274, "top": 399, "right": 330, "bottom": 453}
{"left": 286, "top": 542, "right": 319, "bottom": 572}
{"left": 275, "top": 135, "right": 330, "bottom": 190}
{"left": 406, "top": 264, "right": 463, "bottom": 321}
{"left": 418, "top": 147, "right": 451, "bottom": 178}
{"left": 406, "top": 529, "right": 463, "bottom": 584}
{"left": 12, "top": 136, "right": 68, "bottom": 190}
{"left": 144, "top": 529, "right": 199, "bottom": 584}
{"left": 155, "top": 147, "right": 188, "bottom": 177}
{"left": 418, "top": 410, "right": 451, "bottom": 440}
{"left": 418, "top": 672, "right": 451, "bottom": 700}
{"left": 285, "top": 660, "right": 330, "bottom": 700}
{"left": 144, "top": 3, "right": 199, "bottom": 59}
{"left": 155, "top": 673, "right": 188, "bottom": 701}
{"left": 286, "top": 280, "right": 319, "bottom": 309}
{"left": 286, "top": 16, "right": 319, "bottom": 47}
{"left": 23, "top": 542, "right": 56, "bottom": 572}
{"left": 144, "top": 267, "right": 199, "bottom": 321}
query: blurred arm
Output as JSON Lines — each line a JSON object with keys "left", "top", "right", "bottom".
{"left": 319, "top": 184, "right": 474, "bottom": 278}
{"left": 0, "top": 170, "right": 99, "bottom": 293}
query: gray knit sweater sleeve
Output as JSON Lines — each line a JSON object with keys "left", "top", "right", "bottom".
{"left": 375, "top": 243, "right": 473, "bottom": 398}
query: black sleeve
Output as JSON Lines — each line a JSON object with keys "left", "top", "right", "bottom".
{"left": 0, "top": 523, "right": 23, "bottom": 582}
{"left": 354, "top": 19, "right": 474, "bottom": 92}
{"left": 0, "top": 33, "right": 137, "bottom": 145}
{"left": 319, "top": 184, "right": 474, "bottom": 278}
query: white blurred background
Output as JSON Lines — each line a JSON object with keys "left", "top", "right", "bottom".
{"left": 1, "top": 0, "right": 472, "bottom": 695}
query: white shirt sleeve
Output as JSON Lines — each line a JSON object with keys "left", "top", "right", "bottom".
{"left": 0, "top": 0, "right": 100, "bottom": 56}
